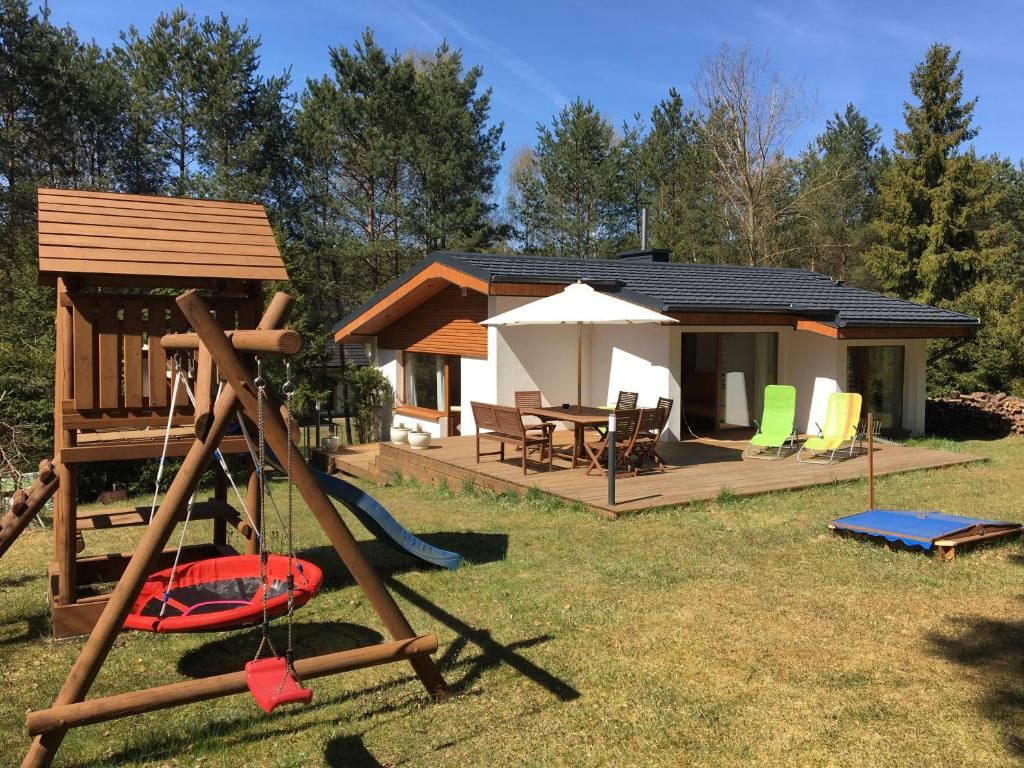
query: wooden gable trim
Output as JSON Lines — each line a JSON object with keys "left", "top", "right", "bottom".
{"left": 377, "top": 285, "right": 488, "bottom": 358}
{"left": 333, "top": 262, "right": 488, "bottom": 342}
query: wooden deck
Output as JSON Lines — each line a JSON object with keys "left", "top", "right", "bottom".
{"left": 373, "top": 432, "right": 982, "bottom": 517}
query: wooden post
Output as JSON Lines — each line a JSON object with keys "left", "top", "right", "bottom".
{"left": 54, "top": 278, "right": 77, "bottom": 608}
{"left": 177, "top": 290, "right": 449, "bottom": 698}
{"left": 576, "top": 321, "right": 582, "bottom": 408}
{"left": 162, "top": 329, "right": 302, "bottom": 355}
{"left": 21, "top": 294, "right": 294, "bottom": 768}
{"left": 27, "top": 634, "right": 437, "bottom": 735}
{"left": 867, "top": 412, "right": 875, "bottom": 510}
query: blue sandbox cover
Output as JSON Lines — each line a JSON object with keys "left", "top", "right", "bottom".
{"left": 830, "top": 510, "right": 1019, "bottom": 551}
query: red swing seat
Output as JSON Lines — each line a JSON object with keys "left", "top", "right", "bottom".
{"left": 123, "top": 554, "right": 323, "bottom": 633}
{"left": 245, "top": 656, "right": 313, "bottom": 713}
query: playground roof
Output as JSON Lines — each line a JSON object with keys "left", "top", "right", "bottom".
{"left": 36, "top": 188, "right": 288, "bottom": 284}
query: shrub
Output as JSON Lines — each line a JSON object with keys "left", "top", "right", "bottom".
{"left": 344, "top": 365, "right": 393, "bottom": 443}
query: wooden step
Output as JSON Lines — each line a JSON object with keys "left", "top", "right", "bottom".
{"left": 76, "top": 499, "right": 239, "bottom": 531}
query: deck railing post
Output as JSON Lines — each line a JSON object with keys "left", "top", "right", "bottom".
{"left": 607, "top": 413, "right": 616, "bottom": 506}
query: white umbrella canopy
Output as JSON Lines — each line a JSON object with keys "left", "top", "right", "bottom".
{"left": 482, "top": 281, "right": 677, "bottom": 406}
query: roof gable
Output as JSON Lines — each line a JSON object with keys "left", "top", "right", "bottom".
{"left": 37, "top": 188, "right": 288, "bottom": 283}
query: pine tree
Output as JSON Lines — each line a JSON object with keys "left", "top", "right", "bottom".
{"left": 116, "top": 9, "right": 205, "bottom": 196}
{"left": 866, "top": 44, "right": 1011, "bottom": 304}
{"left": 509, "top": 98, "right": 628, "bottom": 257}
{"left": 638, "top": 89, "right": 727, "bottom": 262}
{"left": 409, "top": 43, "right": 503, "bottom": 252}
{"left": 868, "top": 44, "right": 1023, "bottom": 394}
{"left": 795, "top": 104, "right": 882, "bottom": 280}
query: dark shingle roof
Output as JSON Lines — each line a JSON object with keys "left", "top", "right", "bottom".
{"left": 335, "top": 251, "right": 979, "bottom": 332}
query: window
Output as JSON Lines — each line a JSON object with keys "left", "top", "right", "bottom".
{"left": 404, "top": 353, "right": 444, "bottom": 412}
{"left": 847, "top": 346, "right": 904, "bottom": 433}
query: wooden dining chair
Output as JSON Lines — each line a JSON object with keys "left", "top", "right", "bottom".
{"left": 632, "top": 404, "right": 670, "bottom": 472}
{"left": 514, "top": 390, "right": 555, "bottom": 455}
{"left": 593, "top": 391, "right": 640, "bottom": 438}
{"left": 584, "top": 408, "right": 642, "bottom": 477}
{"left": 616, "top": 391, "right": 639, "bottom": 409}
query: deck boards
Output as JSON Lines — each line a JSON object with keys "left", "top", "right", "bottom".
{"left": 376, "top": 432, "right": 981, "bottom": 516}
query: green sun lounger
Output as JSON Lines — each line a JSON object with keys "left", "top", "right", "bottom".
{"left": 744, "top": 384, "right": 797, "bottom": 459}
{"left": 797, "top": 392, "right": 863, "bottom": 464}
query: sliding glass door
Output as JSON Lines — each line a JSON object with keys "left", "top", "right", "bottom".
{"left": 847, "top": 345, "right": 904, "bottom": 433}
{"left": 680, "top": 332, "right": 778, "bottom": 433}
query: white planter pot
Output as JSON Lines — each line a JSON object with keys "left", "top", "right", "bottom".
{"left": 320, "top": 436, "right": 340, "bottom": 451}
{"left": 407, "top": 431, "right": 431, "bottom": 450}
{"left": 391, "top": 427, "right": 411, "bottom": 445}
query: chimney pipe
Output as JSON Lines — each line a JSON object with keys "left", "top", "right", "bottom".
{"left": 640, "top": 208, "right": 647, "bottom": 250}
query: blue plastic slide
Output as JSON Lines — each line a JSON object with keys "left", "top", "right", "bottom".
{"left": 250, "top": 437, "right": 461, "bottom": 570}
{"left": 308, "top": 466, "right": 461, "bottom": 570}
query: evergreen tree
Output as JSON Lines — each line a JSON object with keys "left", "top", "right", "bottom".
{"left": 866, "top": 44, "right": 1011, "bottom": 304}
{"left": 509, "top": 98, "right": 628, "bottom": 257}
{"left": 410, "top": 43, "right": 503, "bottom": 252}
{"left": 116, "top": 9, "right": 204, "bottom": 196}
{"left": 795, "top": 104, "right": 882, "bottom": 280}
{"left": 638, "top": 89, "right": 727, "bottom": 262}
{"left": 868, "top": 44, "right": 1023, "bottom": 394}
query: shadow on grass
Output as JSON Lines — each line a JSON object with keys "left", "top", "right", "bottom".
{"left": 64, "top": 530, "right": 578, "bottom": 765}
{"left": 385, "top": 577, "right": 580, "bottom": 702}
{"left": 298, "top": 531, "right": 508, "bottom": 592}
{"left": 324, "top": 734, "right": 387, "bottom": 767}
{"left": 177, "top": 621, "right": 384, "bottom": 678}
{"left": 0, "top": 573, "right": 43, "bottom": 589}
{"left": 927, "top": 614, "right": 1024, "bottom": 755}
{"left": 0, "top": 611, "right": 50, "bottom": 646}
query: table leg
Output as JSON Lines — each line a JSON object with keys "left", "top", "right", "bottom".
{"left": 573, "top": 424, "right": 582, "bottom": 468}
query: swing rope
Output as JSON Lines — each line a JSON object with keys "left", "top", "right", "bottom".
{"left": 147, "top": 364, "right": 186, "bottom": 523}
{"left": 280, "top": 362, "right": 300, "bottom": 689}
{"left": 253, "top": 358, "right": 279, "bottom": 662}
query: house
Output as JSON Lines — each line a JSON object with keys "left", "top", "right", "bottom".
{"left": 332, "top": 249, "right": 979, "bottom": 440}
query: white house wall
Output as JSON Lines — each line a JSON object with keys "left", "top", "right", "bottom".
{"left": 375, "top": 300, "right": 930, "bottom": 442}
{"left": 778, "top": 327, "right": 843, "bottom": 435}
{"left": 491, "top": 296, "right": 594, "bottom": 409}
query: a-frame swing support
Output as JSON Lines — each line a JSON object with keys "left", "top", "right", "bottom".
{"left": 21, "top": 291, "right": 448, "bottom": 768}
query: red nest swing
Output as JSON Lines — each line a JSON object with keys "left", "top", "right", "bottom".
{"left": 123, "top": 554, "right": 323, "bottom": 634}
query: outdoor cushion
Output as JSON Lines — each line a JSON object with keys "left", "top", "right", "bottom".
{"left": 804, "top": 392, "right": 862, "bottom": 451}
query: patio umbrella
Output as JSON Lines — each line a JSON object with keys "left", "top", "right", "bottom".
{"left": 481, "top": 281, "right": 677, "bottom": 406}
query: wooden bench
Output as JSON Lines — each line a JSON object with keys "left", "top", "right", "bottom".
{"left": 471, "top": 402, "right": 553, "bottom": 474}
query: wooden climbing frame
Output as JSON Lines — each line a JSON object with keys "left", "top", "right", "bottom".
{"left": 19, "top": 290, "right": 448, "bottom": 768}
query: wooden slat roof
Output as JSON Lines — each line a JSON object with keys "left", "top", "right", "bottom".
{"left": 37, "top": 188, "right": 288, "bottom": 283}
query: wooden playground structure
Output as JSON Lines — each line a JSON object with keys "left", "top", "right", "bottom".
{"left": 0, "top": 190, "right": 448, "bottom": 767}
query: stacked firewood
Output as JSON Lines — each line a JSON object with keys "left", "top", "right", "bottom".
{"left": 926, "top": 391, "right": 1024, "bottom": 438}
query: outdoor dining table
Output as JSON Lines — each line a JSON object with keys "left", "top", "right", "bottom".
{"left": 519, "top": 405, "right": 610, "bottom": 469}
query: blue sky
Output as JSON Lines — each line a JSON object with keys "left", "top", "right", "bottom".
{"left": 48, "top": 0, "right": 1024, "bottom": 188}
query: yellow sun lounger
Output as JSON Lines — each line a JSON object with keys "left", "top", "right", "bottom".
{"left": 797, "top": 392, "right": 863, "bottom": 464}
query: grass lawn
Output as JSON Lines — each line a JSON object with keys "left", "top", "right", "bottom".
{"left": 3, "top": 436, "right": 1024, "bottom": 766}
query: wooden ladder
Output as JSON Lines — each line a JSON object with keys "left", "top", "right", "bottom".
{"left": 0, "top": 459, "right": 61, "bottom": 560}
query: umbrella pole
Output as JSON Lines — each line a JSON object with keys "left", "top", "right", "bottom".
{"left": 576, "top": 322, "right": 582, "bottom": 408}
